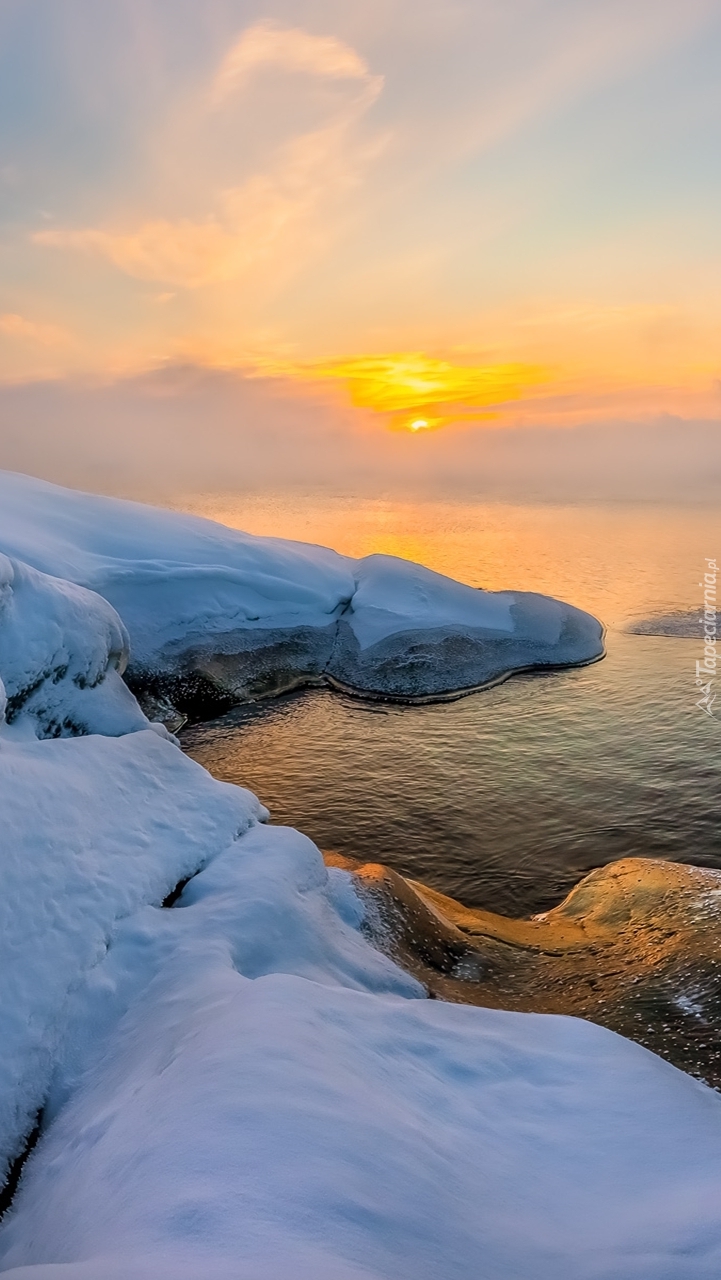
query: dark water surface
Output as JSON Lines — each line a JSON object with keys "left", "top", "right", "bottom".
{"left": 180, "top": 498, "right": 720, "bottom": 918}
{"left": 182, "top": 632, "right": 720, "bottom": 916}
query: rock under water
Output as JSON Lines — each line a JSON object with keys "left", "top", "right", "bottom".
{"left": 325, "top": 852, "right": 721, "bottom": 1089}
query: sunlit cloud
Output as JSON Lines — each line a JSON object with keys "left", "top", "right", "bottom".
{"left": 33, "top": 21, "right": 384, "bottom": 290}
{"left": 0, "top": 313, "right": 69, "bottom": 346}
{"left": 211, "top": 20, "right": 378, "bottom": 105}
{"left": 288, "top": 353, "right": 549, "bottom": 430}
{"left": 2, "top": 0, "right": 720, "bottom": 425}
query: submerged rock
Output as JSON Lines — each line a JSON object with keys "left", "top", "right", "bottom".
{"left": 625, "top": 610, "right": 704, "bottom": 638}
{"left": 325, "top": 852, "right": 721, "bottom": 1089}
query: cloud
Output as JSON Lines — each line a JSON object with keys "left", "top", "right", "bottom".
{"left": 8, "top": 0, "right": 721, "bottom": 391}
{"left": 285, "top": 352, "right": 549, "bottom": 429}
{"left": 211, "top": 20, "right": 378, "bottom": 104}
{"left": 33, "top": 21, "right": 384, "bottom": 291}
{"left": 0, "top": 313, "right": 68, "bottom": 346}
{"left": 35, "top": 124, "right": 378, "bottom": 288}
{"left": 0, "top": 364, "right": 719, "bottom": 504}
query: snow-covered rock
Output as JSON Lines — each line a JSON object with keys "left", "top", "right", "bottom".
{"left": 328, "top": 553, "right": 601, "bottom": 699}
{"left": 0, "top": 553, "right": 147, "bottom": 738}
{"left": 0, "top": 471, "right": 604, "bottom": 710}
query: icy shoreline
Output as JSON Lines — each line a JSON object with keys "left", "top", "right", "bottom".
{"left": 0, "top": 471, "right": 720, "bottom": 1278}
{"left": 0, "top": 471, "right": 604, "bottom": 720}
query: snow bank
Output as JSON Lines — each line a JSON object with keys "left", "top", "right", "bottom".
{"left": 1, "top": 835, "right": 721, "bottom": 1279}
{"left": 0, "top": 471, "right": 604, "bottom": 706}
{"left": 0, "top": 553, "right": 146, "bottom": 738}
{"left": 342, "top": 554, "right": 516, "bottom": 645}
{"left": 0, "top": 470, "right": 355, "bottom": 663}
{"left": 0, "top": 730, "right": 270, "bottom": 1176}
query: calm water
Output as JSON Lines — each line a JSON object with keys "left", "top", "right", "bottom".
{"left": 180, "top": 496, "right": 720, "bottom": 918}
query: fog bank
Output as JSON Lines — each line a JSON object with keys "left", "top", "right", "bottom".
{"left": 0, "top": 365, "right": 719, "bottom": 504}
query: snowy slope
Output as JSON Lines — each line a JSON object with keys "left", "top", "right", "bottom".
{"left": 0, "top": 731, "right": 269, "bottom": 1177}
{"left": 0, "top": 470, "right": 354, "bottom": 661}
{"left": 1, "top": 837, "right": 721, "bottom": 1280}
{"left": 1, "top": 471, "right": 718, "bottom": 1279}
{"left": 0, "top": 471, "right": 604, "bottom": 704}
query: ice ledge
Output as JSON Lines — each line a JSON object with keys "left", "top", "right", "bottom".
{"left": 0, "top": 472, "right": 603, "bottom": 720}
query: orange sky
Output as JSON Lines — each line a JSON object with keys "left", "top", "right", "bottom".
{"left": 1, "top": 1, "right": 721, "bottom": 435}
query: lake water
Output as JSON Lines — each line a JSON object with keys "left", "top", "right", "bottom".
{"left": 180, "top": 495, "right": 720, "bottom": 918}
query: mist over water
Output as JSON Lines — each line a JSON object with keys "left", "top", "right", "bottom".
{"left": 1, "top": 365, "right": 721, "bottom": 504}
{"left": 182, "top": 495, "right": 721, "bottom": 917}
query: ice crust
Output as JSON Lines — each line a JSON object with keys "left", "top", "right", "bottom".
{"left": 1, "top": 470, "right": 718, "bottom": 1278}
{"left": 0, "top": 471, "right": 604, "bottom": 706}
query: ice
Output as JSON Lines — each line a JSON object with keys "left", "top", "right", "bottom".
{"left": 0, "top": 471, "right": 604, "bottom": 704}
{"left": 626, "top": 610, "right": 705, "bottom": 637}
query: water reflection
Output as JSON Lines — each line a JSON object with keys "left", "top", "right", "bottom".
{"left": 165, "top": 493, "right": 713, "bottom": 628}
{"left": 179, "top": 496, "right": 719, "bottom": 916}
{"left": 183, "top": 631, "right": 720, "bottom": 917}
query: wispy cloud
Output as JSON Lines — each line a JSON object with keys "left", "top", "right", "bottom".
{"left": 3, "top": 0, "right": 721, "bottom": 406}
{"left": 0, "top": 313, "right": 69, "bottom": 346}
{"left": 211, "top": 20, "right": 378, "bottom": 104}
{"left": 33, "top": 21, "right": 384, "bottom": 291}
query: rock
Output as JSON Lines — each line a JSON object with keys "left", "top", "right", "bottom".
{"left": 325, "top": 852, "right": 721, "bottom": 1089}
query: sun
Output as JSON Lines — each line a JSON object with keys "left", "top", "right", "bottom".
{"left": 273, "top": 352, "right": 549, "bottom": 432}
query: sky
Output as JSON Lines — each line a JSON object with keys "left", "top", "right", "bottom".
{"left": 1, "top": 0, "right": 721, "bottom": 495}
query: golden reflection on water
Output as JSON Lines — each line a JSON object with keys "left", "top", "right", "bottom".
{"left": 177, "top": 494, "right": 720, "bottom": 918}
{"left": 161, "top": 492, "right": 712, "bottom": 628}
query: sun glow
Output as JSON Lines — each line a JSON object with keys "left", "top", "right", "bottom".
{"left": 287, "top": 353, "right": 549, "bottom": 430}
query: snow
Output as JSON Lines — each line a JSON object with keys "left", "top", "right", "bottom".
{"left": 0, "top": 469, "right": 717, "bottom": 1278}
{"left": 0, "top": 553, "right": 147, "bottom": 738}
{"left": 0, "top": 471, "right": 604, "bottom": 701}
{"left": 2, "top": 872, "right": 721, "bottom": 1279}
{"left": 346, "top": 554, "right": 515, "bottom": 649}
{"left": 0, "top": 730, "right": 268, "bottom": 1177}
{"left": 0, "top": 471, "right": 355, "bottom": 667}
